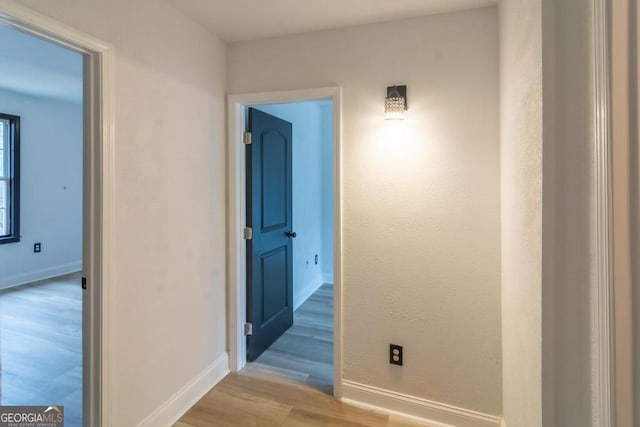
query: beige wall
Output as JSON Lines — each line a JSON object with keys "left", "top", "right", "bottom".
{"left": 498, "top": 0, "right": 543, "bottom": 425}
{"left": 6, "top": 0, "right": 228, "bottom": 425}
{"left": 229, "top": 7, "right": 502, "bottom": 418}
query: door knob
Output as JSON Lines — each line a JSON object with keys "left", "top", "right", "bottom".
{"left": 286, "top": 231, "right": 297, "bottom": 238}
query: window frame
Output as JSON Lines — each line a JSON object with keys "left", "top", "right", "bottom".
{"left": 0, "top": 112, "right": 20, "bottom": 244}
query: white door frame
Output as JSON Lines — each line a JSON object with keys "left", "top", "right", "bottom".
{"left": 227, "top": 87, "right": 343, "bottom": 397}
{"left": 0, "top": 2, "right": 115, "bottom": 426}
{"left": 592, "top": 0, "right": 615, "bottom": 425}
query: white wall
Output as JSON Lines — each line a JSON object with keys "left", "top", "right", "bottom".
{"left": 6, "top": 1, "right": 228, "bottom": 425}
{"left": 498, "top": 1, "right": 544, "bottom": 426}
{"left": 250, "top": 101, "right": 334, "bottom": 309}
{"left": 229, "top": 7, "right": 502, "bottom": 420}
{"left": 0, "top": 89, "right": 83, "bottom": 289}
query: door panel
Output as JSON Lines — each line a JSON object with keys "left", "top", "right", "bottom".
{"left": 247, "top": 108, "right": 293, "bottom": 362}
{"left": 261, "top": 131, "right": 287, "bottom": 231}
{"left": 261, "top": 246, "right": 288, "bottom": 323}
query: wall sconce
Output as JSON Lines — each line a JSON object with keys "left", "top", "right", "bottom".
{"left": 385, "top": 85, "right": 407, "bottom": 120}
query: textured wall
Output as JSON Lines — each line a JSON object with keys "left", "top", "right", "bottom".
{"left": 229, "top": 8, "right": 502, "bottom": 417}
{"left": 501, "top": 1, "right": 613, "bottom": 425}
{"left": 498, "top": 0, "right": 543, "bottom": 425}
{"left": 499, "top": 0, "right": 542, "bottom": 427}
{"left": 6, "top": 0, "right": 228, "bottom": 425}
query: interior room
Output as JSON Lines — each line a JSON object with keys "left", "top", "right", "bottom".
{"left": 0, "top": 0, "right": 634, "bottom": 426}
{"left": 0, "top": 22, "right": 83, "bottom": 426}
{"left": 245, "top": 100, "right": 334, "bottom": 394}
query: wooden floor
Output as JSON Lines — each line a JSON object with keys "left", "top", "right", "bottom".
{"left": 255, "top": 283, "right": 334, "bottom": 394}
{"left": 175, "top": 363, "right": 428, "bottom": 427}
{"left": 0, "top": 273, "right": 82, "bottom": 427}
{"left": 177, "top": 284, "right": 429, "bottom": 426}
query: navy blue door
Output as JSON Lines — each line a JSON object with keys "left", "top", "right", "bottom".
{"left": 246, "top": 108, "right": 294, "bottom": 361}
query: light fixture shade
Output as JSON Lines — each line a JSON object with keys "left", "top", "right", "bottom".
{"left": 385, "top": 85, "right": 407, "bottom": 120}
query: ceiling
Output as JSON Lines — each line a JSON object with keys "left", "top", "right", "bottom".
{"left": 0, "top": 23, "right": 83, "bottom": 104}
{"left": 169, "top": 0, "right": 497, "bottom": 42}
{"left": 0, "top": 2, "right": 496, "bottom": 102}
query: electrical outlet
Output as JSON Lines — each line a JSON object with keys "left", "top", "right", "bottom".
{"left": 34, "top": 242, "right": 41, "bottom": 253}
{"left": 315, "top": 254, "right": 319, "bottom": 265}
{"left": 390, "top": 344, "right": 403, "bottom": 366}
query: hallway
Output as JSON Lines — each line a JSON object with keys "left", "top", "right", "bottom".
{"left": 175, "top": 363, "right": 427, "bottom": 427}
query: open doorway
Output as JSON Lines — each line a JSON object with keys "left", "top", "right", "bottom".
{"left": 244, "top": 101, "right": 334, "bottom": 394}
{"left": 227, "top": 87, "right": 343, "bottom": 398}
{"left": 0, "top": 22, "right": 84, "bottom": 425}
{"left": 0, "top": 4, "right": 113, "bottom": 425}
{"left": 0, "top": 24, "right": 83, "bottom": 426}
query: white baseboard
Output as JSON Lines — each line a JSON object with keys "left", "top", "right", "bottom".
{"left": 294, "top": 277, "right": 324, "bottom": 310}
{"left": 341, "top": 380, "right": 502, "bottom": 427}
{"left": 137, "top": 352, "right": 229, "bottom": 427}
{"left": 0, "top": 261, "right": 82, "bottom": 290}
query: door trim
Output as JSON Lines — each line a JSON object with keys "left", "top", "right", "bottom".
{"left": 227, "top": 87, "right": 343, "bottom": 397}
{"left": 592, "top": 0, "right": 615, "bottom": 425}
{"left": 611, "top": 0, "right": 635, "bottom": 424}
{"left": 0, "top": 2, "right": 115, "bottom": 426}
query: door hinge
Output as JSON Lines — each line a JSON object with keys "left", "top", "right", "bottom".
{"left": 243, "top": 227, "right": 253, "bottom": 240}
{"left": 81, "top": 277, "right": 87, "bottom": 290}
{"left": 243, "top": 131, "right": 252, "bottom": 145}
{"left": 244, "top": 322, "right": 253, "bottom": 336}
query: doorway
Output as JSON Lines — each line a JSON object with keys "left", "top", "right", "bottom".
{"left": 245, "top": 101, "right": 334, "bottom": 393}
{"left": 227, "top": 87, "right": 343, "bottom": 398}
{"left": 0, "top": 23, "right": 83, "bottom": 425}
{"left": 0, "top": 3, "right": 114, "bottom": 426}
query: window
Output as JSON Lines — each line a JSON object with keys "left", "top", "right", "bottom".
{"left": 0, "top": 113, "right": 20, "bottom": 243}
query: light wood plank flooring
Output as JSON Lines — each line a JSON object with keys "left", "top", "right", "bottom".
{"left": 175, "top": 363, "right": 429, "bottom": 427}
{"left": 177, "top": 284, "right": 430, "bottom": 426}
{"left": 0, "top": 273, "right": 82, "bottom": 427}
{"left": 255, "top": 283, "right": 333, "bottom": 394}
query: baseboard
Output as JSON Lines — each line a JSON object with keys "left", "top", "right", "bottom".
{"left": 0, "top": 261, "right": 82, "bottom": 290}
{"left": 294, "top": 277, "right": 324, "bottom": 310}
{"left": 341, "top": 380, "right": 502, "bottom": 427}
{"left": 137, "top": 352, "right": 229, "bottom": 427}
